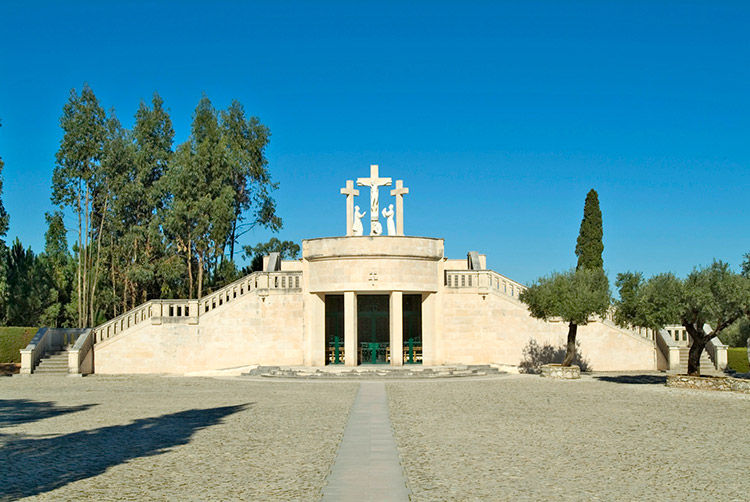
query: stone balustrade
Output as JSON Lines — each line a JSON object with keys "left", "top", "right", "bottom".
{"left": 20, "top": 328, "right": 89, "bottom": 374}
{"left": 602, "top": 311, "right": 657, "bottom": 341}
{"left": 92, "top": 271, "right": 303, "bottom": 344}
{"left": 444, "top": 270, "right": 527, "bottom": 300}
{"left": 200, "top": 271, "right": 302, "bottom": 315}
{"left": 664, "top": 324, "right": 690, "bottom": 346}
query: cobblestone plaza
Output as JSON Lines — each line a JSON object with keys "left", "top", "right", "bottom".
{"left": 2, "top": 374, "right": 749, "bottom": 501}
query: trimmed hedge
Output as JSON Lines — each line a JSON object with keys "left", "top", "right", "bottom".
{"left": 0, "top": 327, "right": 38, "bottom": 363}
{"left": 727, "top": 347, "right": 749, "bottom": 373}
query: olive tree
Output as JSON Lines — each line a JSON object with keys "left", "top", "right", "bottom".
{"left": 615, "top": 262, "right": 750, "bottom": 375}
{"left": 521, "top": 268, "right": 610, "bottom": 366}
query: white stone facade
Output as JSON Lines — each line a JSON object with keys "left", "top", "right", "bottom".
{"left": 90, "top": 167, "right": 661, "bottom": 374}
{"left": 92, "top": 234, "right": 658, "bottom": 374}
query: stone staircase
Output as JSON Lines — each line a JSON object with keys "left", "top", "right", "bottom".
{"left": 668, "top": 349, "right": 724, "bottom": 377}
{"left": 32, "top": 349, "right": 70, "bottom": 375}
{"left": 245, "top": 364, "right": 505, "bottom": 379}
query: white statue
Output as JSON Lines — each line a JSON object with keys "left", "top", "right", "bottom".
{"left": 371, "top": 214, "right": 383, "bottom": 236}
{"left": 352, "top": 206, "right": 365, "bottom": 236}
{"left": 382, "top": 204, "right": 395, "bottom": 236}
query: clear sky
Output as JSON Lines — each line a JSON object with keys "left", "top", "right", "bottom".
{"left": 0, "top": 1, "right": 748, "bottom": 285}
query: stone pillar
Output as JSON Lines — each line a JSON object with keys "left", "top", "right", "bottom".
{"left": 421, "top": 292, "right": 437, "bottom": 365}
{"left": 305, "top": 293, "right": 326, "bottom": 366}
{"left": 390, "top": 291, "right": 403, "bottom": 366}
{"left": 344, "top": 292, "right": 358, "bottom": 366}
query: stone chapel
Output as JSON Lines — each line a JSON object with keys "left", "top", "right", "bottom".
{"left": 25, "top": 165, "right": 708, "bottom": 375}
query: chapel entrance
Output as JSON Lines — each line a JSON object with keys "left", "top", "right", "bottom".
{"left": 357, "top": 295, "right": 390, "bottom": 364}
{"left": 325, "top": 295, "right": 345, "bottom": 364}
{"left": 403, "top": 294, "right": 423, "bottom": 364}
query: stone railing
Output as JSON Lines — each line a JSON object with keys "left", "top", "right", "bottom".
{"left": 200, "top": 271, "right": 302, "bottom": 315}
{"left": 92, "top": 271, "right": 303, "bottom": 343}
{"left": 656, "top": 328, "right": 682, "bottom": 371}
{"left": 20, "top": 328, "right": 88, "bottom": 374}
{"left": 444, "top": 270, "right": 527, "bottom": 300}
{"left": 705, "top": 335, "right": 728, "bottom": 370}
{"left": 68, "top": 329, "right": 93, "bottom": 375}
{"left": 664, "top": 324, "right": 690, "bottom": 346}
{"left": 602, "top": 311, "right": 657, "bottom": 341}
{"left": 93, "top": 299, "right": 195, "bottom": 343}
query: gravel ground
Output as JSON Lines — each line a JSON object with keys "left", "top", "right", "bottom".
{"left": 0, "top": 376, "right": 358, "bottom": 501}
{"left": 387, "top": 374, "right": 750, "bottom": 502}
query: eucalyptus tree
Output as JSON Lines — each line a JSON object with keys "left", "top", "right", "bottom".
{"left": 52, "top": 84, "right": 108, "bottom": 327}
{"left": 162, "top": 97, "right": 230, "bottom": 298}
{"left": 220, "top": 100, "right": 279, "bottom": 260}
{"left": 104, "top": 94, "right": 174, "bottom": 312}
{"left": 163, "top": 96, "right": 280, "bottom": 299}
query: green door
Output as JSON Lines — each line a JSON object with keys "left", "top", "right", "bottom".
{"left": 325, "top": 295, "right": 344, "bottom": 364}
{"left": 357, "top": 295, "right": 389, "bottom": 364}
{"left": 403, "top": 294, "right": 422, "bottom": 364}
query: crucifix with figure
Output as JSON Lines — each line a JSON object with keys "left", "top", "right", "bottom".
{"left": 357, "top": 164, "right": 392, "bottom": 235}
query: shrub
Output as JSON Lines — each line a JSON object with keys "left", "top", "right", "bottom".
{"left": 519, "top": 338, "right": 591, "bottom": 373}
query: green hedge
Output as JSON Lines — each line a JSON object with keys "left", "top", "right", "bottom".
{"left": 0, "top": 327, "right": 38, "bottom": 363}
{"left": 727, "top": 347, "right": 749, "bottom": 374}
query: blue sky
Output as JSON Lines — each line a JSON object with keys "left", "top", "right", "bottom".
{"left": 0, "top": 1, "right": 748, "bottom": 285}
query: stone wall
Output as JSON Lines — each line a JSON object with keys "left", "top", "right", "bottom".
{"left": 94, "top": 290, "right": 304, "bottom": 374}
{"left": 666, "top": 374, "right": 750, "bottom": 394}
{"left": 438, "top": 289, "right": 657, "bottom": 371}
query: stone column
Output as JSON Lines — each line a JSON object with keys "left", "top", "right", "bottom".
{"left": 390, "top": 291, "right": 403, "bottom": 366}
{"left": 344, "top": 292, "right": 358, "bottom": 366}
{"left": 421, "top": 293, "right": 437, "bottom": 366}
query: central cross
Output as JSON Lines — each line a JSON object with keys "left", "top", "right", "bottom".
{"left": 357, "top": 164, "right": 392, "bottom": 235}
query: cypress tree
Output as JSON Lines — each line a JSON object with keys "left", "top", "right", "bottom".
{"left": 575, "top": 189, "right": 604, "bottom": 270}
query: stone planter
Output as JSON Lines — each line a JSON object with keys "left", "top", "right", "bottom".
{"left": 666, "top": 374, "right": 750, "bottom": 394}
{"left": 540, "top": 364, "right": 580, "bottom": 379}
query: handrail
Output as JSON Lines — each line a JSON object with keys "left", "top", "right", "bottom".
{"left": 91, "top": 270, "right": 304, "bottom": 345}
{"left": 68, "top": 328, "right": 94, "bottom": 375}
{"left": 444, "top": 270, "right": 527, "bottom": 300}
{"left": 656, "top": 329, "right": 681, "bottom": 371}
{"left": 20, "top": 328, "right": 49, "bottom": 374}
{"left": 20, "top": 328, "right": 89, "bottom": 374}
{"left": 199, "top": 271, "right": 302, "bottom": 316}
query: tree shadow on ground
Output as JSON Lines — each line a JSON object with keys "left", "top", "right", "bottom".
{"left": 0, "top": 403, "right": 249, "bottom": 500}
{"left": 518, "top": 339, "right": 591, "bottom": 373}
{"left": 595, "top": 375, "right": 666, "bottom": 385}
{"left": 0, "top": 399, "right": 97, "bottom": 428}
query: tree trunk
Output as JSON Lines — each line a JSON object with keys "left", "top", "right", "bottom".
{"left": 197, "top": 253, "right": 204, "bottom": 300}
{"left": 562, "top": 322, "right": 578, "bottom": 366}
{"left": 187, "top": 241, "right": 193, "bottom": 299}
{"left": 687, "top": 334, "right": 706, "bottom": 376}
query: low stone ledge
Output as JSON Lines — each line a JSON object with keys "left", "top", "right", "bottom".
{"left": 540, "top": 364, "right": 580, "bottom": 379}
{"left": 666, "top": 374, "right": 750, "bottom": 394}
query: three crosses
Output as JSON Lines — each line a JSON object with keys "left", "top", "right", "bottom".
{"left": 340, "top": 164, "right": 409, "bottom": 237}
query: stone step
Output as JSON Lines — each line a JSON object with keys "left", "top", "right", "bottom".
{"left": 246, "top": 365, "right": 505, "bottom": 379}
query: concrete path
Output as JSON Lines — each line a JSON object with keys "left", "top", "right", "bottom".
{"left": 322, "top": 382, "right": 411, "bottom": 501}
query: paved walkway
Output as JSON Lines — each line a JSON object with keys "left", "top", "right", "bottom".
{"left": 322, "top": 382, "right": 410, "bottom": 502}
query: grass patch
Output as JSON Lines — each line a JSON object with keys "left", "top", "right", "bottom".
{"left": 0, "top": 327, "right": 38, "bottom": 363}
{"left": 727, "top": 347, "right": 749, "bottom": 373}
